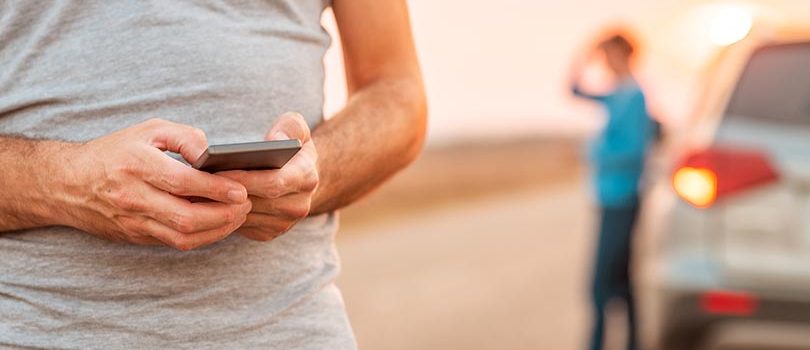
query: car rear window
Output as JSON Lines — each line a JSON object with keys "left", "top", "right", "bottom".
{"left": 726, "top": 42, "right": 810, "bottom": 126}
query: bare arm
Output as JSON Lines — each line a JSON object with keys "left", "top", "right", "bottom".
{"left": 0, "top": 120, "right": 252, "bottom": 250}
{"left": 311, "top": 0, "right": 427, "bottom": 214}
{"left": 569, "top": 49, "right": 607, "bottom": 102}
{"left": 188, "top": 0, "right": 426, "bottom": 242}
{"left": 0, "top": 137, "right": 72, "bottom": 231}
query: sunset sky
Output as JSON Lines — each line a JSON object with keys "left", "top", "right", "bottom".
{"left": 322, "top": 0, "right": 810, "bottom": 145}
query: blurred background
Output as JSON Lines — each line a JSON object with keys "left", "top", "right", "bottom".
{"left": 321, "top": 1, "right": 810, "bottom": 349}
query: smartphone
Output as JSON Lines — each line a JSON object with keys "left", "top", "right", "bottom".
{"left": 192, "top": 140, "right": 302, "bottom": 172}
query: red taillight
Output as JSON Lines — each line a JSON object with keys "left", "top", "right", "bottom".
{"left": 673, "top": 146, "right": 779, "bottom": 208}
{"left": 700, "top": 290, "right": 758, "bottom": 316}
{"left": 673, "top": 167, "right": 717, "bottom": 208}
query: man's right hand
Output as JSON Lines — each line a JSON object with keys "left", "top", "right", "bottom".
{"left": 54, "top": 118, "right": 251, "bottom": 250}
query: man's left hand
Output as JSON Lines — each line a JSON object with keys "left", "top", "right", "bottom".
{"left": 218, "top": 112, "right": 319, "bottom": 241}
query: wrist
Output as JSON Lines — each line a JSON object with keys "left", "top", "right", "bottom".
{"left": 310, "top": 138, "right": 331, "bottom": 215}
{"left": 30, "top": 141, "right": 85, "bottom": 227}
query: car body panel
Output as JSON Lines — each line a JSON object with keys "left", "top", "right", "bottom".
{"left": 638, "top": 37, "right": 810, "bottom": 350}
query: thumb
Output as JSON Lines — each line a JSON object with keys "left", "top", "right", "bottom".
{"left": 266, "top": 112, "right": 311, "bottom": 143}
{"left": 143, "top": 119, "right": 208, "bottom": 164}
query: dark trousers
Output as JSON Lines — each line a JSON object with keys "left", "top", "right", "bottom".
{"left": 589, "top": 199, "right": 640, "bottom": 350}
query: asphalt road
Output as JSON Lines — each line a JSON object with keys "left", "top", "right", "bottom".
{"left": 336, "top": 182, "right": 609, "bottom": 350}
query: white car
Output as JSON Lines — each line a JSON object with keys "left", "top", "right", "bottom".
{"left": 638, "top": 40, "right": 810, "bottom": 350}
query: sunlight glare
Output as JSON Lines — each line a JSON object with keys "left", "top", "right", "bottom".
{"left": 709, "top": 5, "right": 753, "bottom": 46}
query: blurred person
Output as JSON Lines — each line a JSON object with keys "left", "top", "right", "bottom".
{"left": 0, "top": 1, "right": 425, "bottom": 349}
{"left": 570, "top": 31, "right": 654, "bottom": 350}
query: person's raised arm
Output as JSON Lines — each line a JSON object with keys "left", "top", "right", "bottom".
{"left": 0, "top": 119, "right": 252, "bottom": 250}
{"left": 569, "top": 49, "right": 607, "bottom": 102}
{"left": 312, "top": 0, "right": 427, "bottom": 213}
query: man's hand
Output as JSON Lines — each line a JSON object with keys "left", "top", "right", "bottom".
{"left": 60, "top": 118, "right": 252, "bottom": 250}
{"left": 218, "top": 113, "right": 319, "bottom": 242}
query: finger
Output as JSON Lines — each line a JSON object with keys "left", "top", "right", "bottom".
{"left": 245, "top": 195, "right": 311, "bottom": 220}
{"left": 139, "top": 118, "right": 209, "bottom": 164}
{"left": 242, "top": 212, "right": 293, "bottom": 231}
{"left": 280, "top": 140, "right": 320, "bottom": 192}
{"left": 238, "top": 213, "right": 295, "bottom": 241}
{"left": 130, "top": 235, "right": 164, "bottom": 246}
{"left": 216, "top": 147, "right": 317, "bottom": 199}
{"left": 217, "top": 169, "right": 286, "bottom": 198}
{"left": 265, "top": 112, "right": 311, "bottom": 143}
{"left": 141, "top": 148, "right": 248, "bottom": 204}
{"left": 144, "top": 217, "right": 242, "bottom": 251}
{"left": 239, "top": 227, "right": 283, "bottom": 242}
{"left": 292, "top": 138, "right": 319, "bottom": 176}
{"left": 104, "top": 216, "right": 164, "bottom": 246}
{"left": 140, "top": 186, "right": 251, "bottom": 233}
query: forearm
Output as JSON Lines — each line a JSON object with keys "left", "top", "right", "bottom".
{"left": 0, "top": 136, "right": 74, "bottom": 231}
{"left": 310, "top": 77, "right": 427, "bottom": 214}
{"left": 569, "top": 55, "right": 606, "bottom": 101}
{"left": 571, "top": 81, "right": 606, "bottom": 101}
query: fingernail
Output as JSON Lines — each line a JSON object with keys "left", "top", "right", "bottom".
{"left": 228, "top": 189, "right": 246, "bottom": 202}
{"left": 271, "top": 131, "right": 289, "bottom": 140}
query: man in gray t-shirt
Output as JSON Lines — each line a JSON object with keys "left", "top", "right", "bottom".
{"left": 0, "top": 1, "right": 426, "bottom": 348}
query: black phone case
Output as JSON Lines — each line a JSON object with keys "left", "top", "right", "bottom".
{"left": 192, "top": 140, "right": 302, "bottom": 172}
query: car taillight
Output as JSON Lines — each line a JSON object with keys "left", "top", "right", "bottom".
{"left": 672, "top": 146, "right": 779, "bottom": 208}
{"left": 700, "top": 290, "right": 758, "bottom": 316}
{"left": 673, "top": 167, "right": 717, "bottom": 208}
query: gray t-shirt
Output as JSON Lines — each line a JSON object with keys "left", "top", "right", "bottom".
{"left": 0, "top": 1, "right": 356, "bottom": 349}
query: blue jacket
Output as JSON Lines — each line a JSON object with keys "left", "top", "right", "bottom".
{"left": 573, "top": 79, "right": 653, "bottom": 207}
